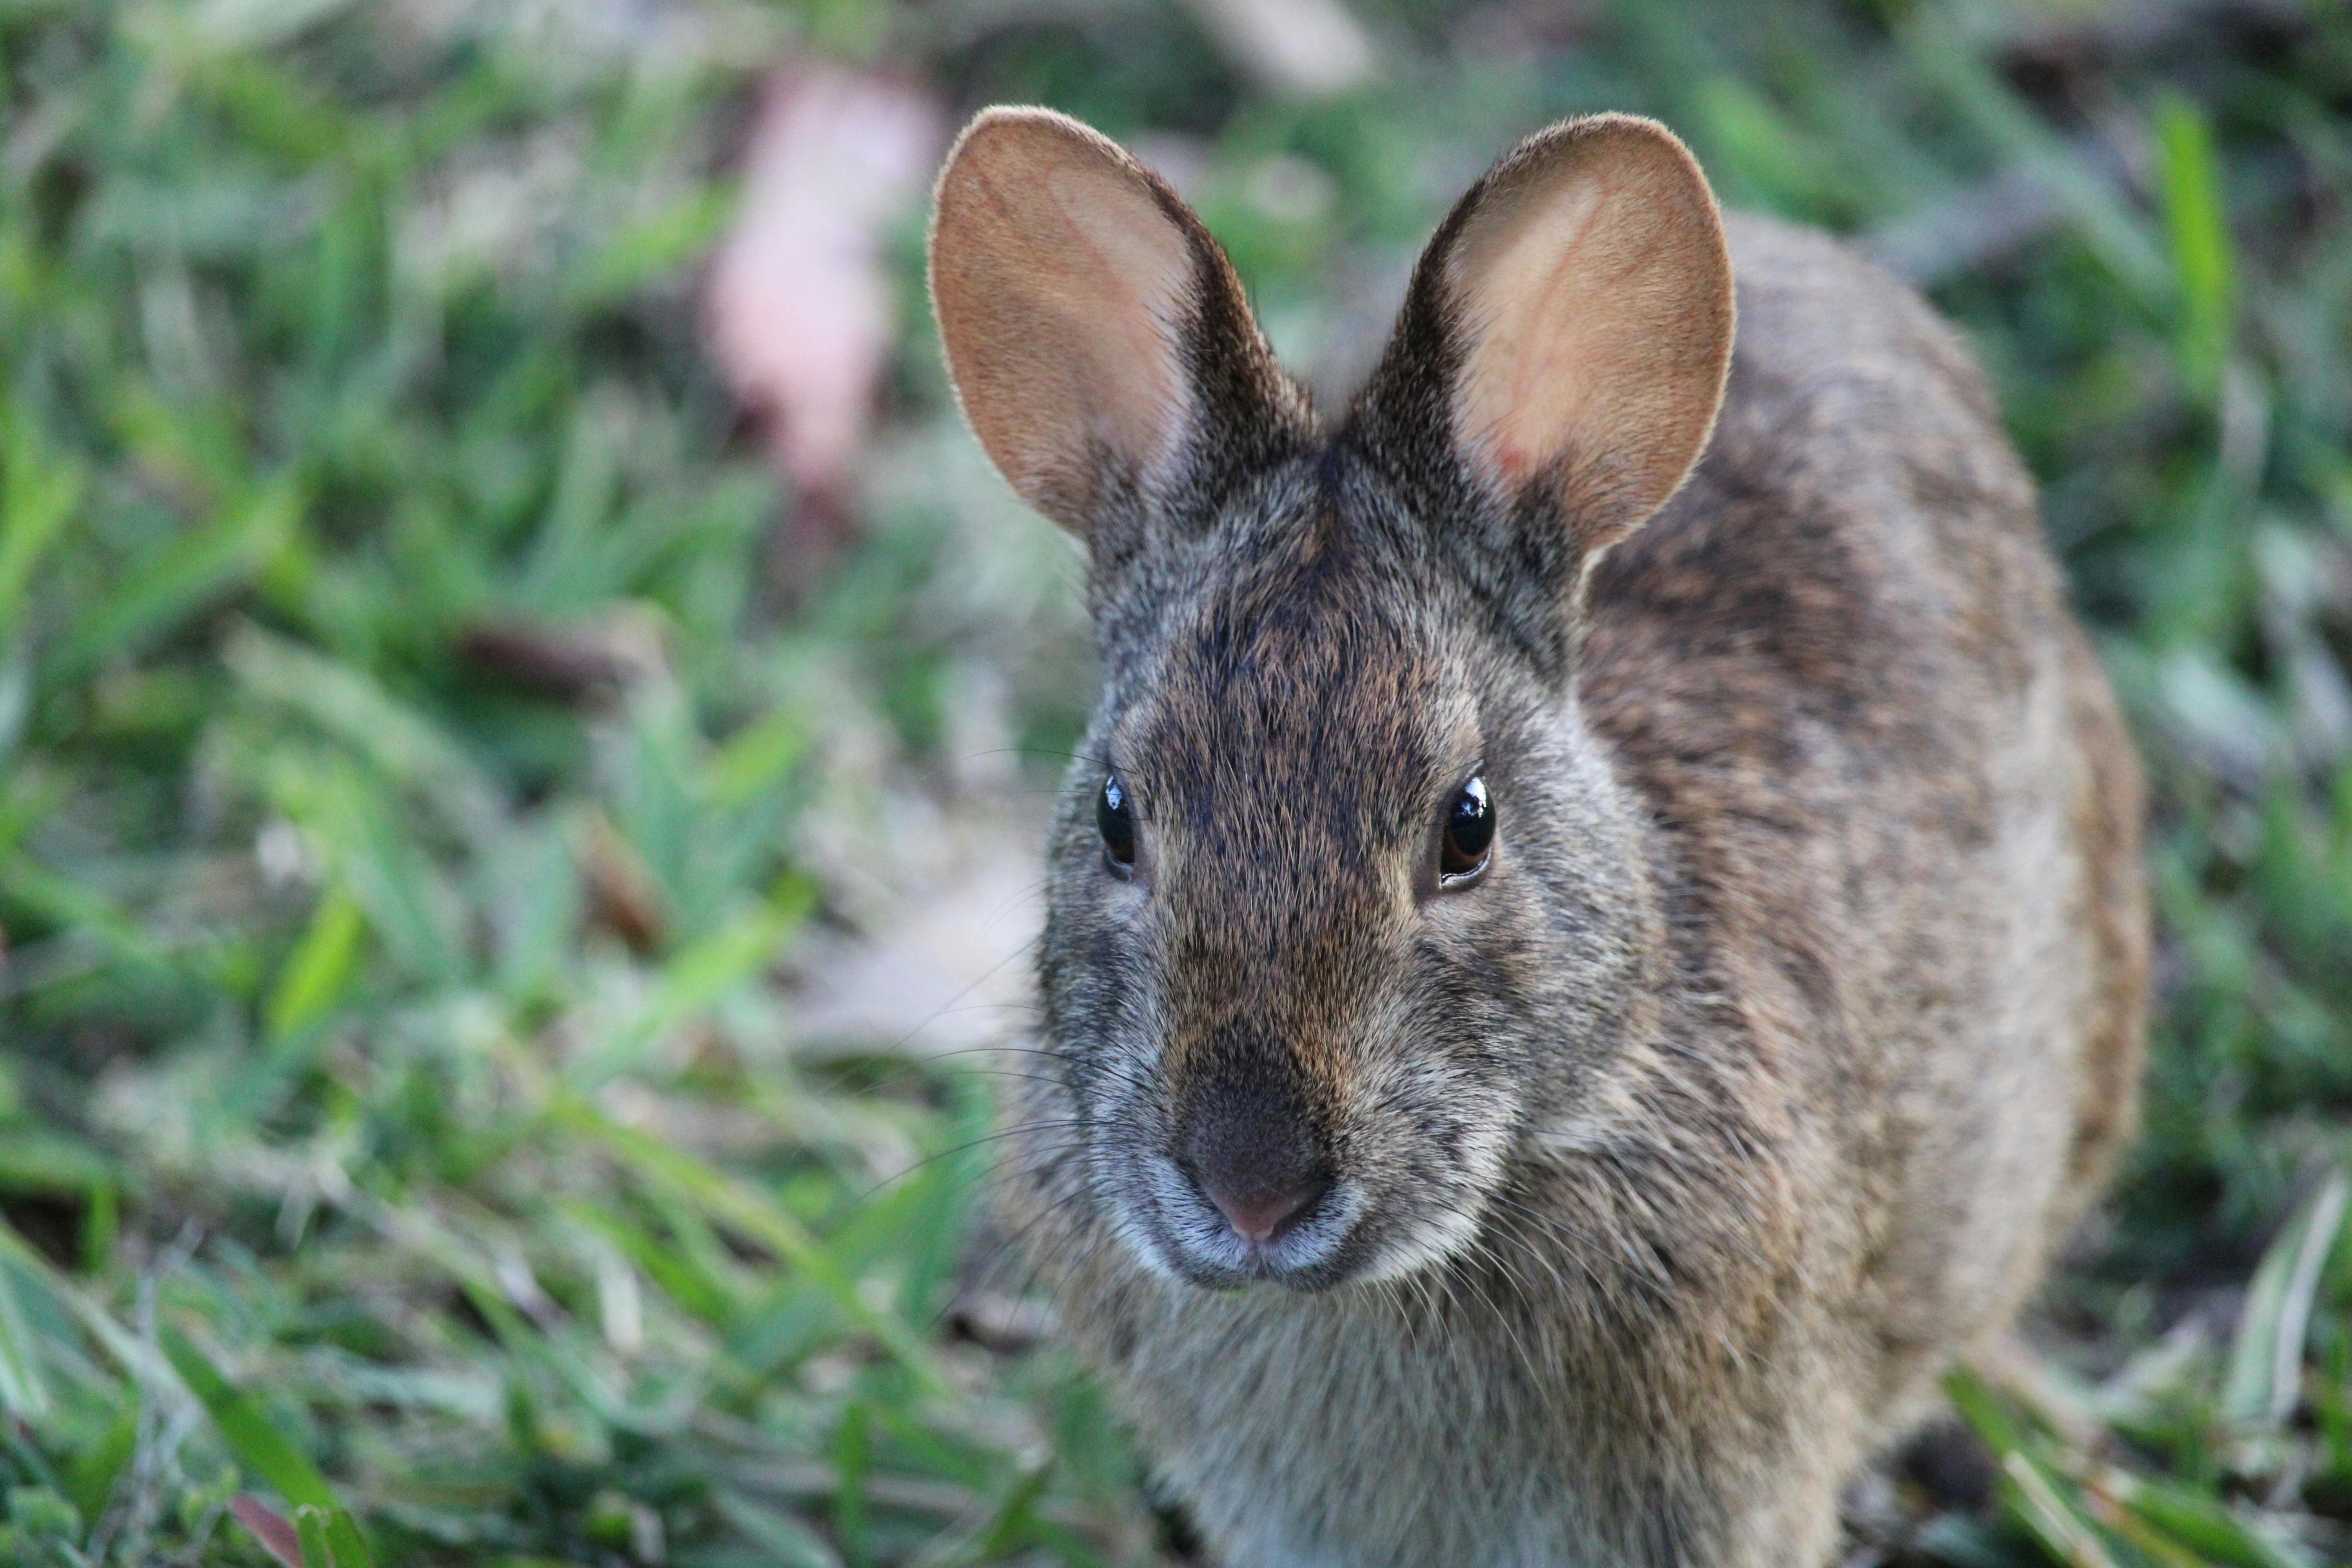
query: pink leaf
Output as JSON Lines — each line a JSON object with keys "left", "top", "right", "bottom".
{"left": 706, "top": 65, "right": 944, "bottom": 513}
{"left": 231, "top": 1494, "right": 304, "bottom": 1568}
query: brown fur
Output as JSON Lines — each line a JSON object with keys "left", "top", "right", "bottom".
{"left": 928, "top": 109, "right": 2149, "bottom": 1568}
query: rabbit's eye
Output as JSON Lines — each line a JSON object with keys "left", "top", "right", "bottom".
{"left": 1439, "top": 775, "right": 1493, "bottom": 884}
{"left": 1098, "top": 771, "right": 1136, "bottom": 872}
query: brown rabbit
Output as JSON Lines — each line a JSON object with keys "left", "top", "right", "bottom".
{"left": 928, "top": 106, "right": 2148, "bottom": 1568}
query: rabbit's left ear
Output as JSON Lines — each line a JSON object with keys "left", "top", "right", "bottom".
{"left": 1355, "top": 114, "right": 1734, "bottom": 568}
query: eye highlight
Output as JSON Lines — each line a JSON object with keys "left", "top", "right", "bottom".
{"left": 1098, "top": 771, "right": 1136, "bottom": 872}
{"left": 1439, "top": 775, "right": 1494, "bottom": 885}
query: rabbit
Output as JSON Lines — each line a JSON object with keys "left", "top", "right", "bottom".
{"left": 926, "top": 105, "right": 2149, "bottom": 1568}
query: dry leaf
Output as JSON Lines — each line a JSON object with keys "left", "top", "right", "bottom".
{"left": 460, "top": 613, "right": 662, "bottom": 702}
{"left": 706, "top": 66, "right": 944, "bottom": 560}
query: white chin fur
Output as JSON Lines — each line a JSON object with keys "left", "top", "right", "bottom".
{"left": 1352, "top": 1191, "right": 1489, "bottom": 1284}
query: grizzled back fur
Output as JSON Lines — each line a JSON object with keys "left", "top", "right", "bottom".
{"left": 927, "top": 107, "right": 2148, "bottom": 1568}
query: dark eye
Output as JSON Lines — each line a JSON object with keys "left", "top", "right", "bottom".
{"left": 1439, "top": 775, "right": 1493, "bottom": 883}
{"left": 1097, "top": 771, "right": 1136, "bottom": 871}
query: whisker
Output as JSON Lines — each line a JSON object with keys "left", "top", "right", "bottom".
{"left": 832, "top": 1119, "right": 1088, "bottom": 1214}
{"left": 1461, "top": 1235, "right": 1545, "bottom": 1387}
{"left": 815, "top": 1038, "right": 1165, "bottom": 1113}
{"left": 951, "top": 1175, "right": 1104, "bottom": 1327}
{"left": 852, "top": 932, "right": 1046, "bottom": 1061}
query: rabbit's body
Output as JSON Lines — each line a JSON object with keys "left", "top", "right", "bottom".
{"left": 929, "top": 113, "right": 2147, "bottom": 1568}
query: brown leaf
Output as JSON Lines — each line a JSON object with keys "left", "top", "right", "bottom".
{"left": 581, "top": 814, "right": 668, "bottom": 955}
{"left": 460, "top": 615, "right": 662, "bottom": 703}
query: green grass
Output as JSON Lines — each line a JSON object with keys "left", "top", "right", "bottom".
{"left": 1, "top": 0, "right": 2350, "bottom": 1564}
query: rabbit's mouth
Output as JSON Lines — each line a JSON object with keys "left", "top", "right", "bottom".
{"left": 1067, "top": 1024, "right": 1524, "bottom": 1291}
{"left": 1117, "top": 1148, "right": 1370, "bottom": 1289}
{"left": 1102, "top": 1144, "right": 1497, "bottom": 1292}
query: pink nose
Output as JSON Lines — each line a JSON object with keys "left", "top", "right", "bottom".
{"left": 1200, "top": 1175, "right": 1324, "bottom": 1245}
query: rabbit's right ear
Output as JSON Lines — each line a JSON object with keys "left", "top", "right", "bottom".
{"left": 929, "top": 108, "right": 1308, "bottom": 544}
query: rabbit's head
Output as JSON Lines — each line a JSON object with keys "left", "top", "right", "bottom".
{"left": 931, "top": 111, "right": 1733, "bottom": 1290}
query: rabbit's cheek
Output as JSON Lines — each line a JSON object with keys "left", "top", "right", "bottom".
{"left": 1337, "top": 1062, "right": 1524, "bottom": 1284}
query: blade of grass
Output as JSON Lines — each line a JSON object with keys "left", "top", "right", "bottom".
{"left": 228, "top": 621, "right": 505, "bottom": 844}
{"left": 2156, "top": 92, "right": 2236, "bottom": 401}
{"left": 543, "top": 1084, "right": 943, "bottom": 1392}
{"left": 963, "top": 1461, "right": 1052, "bottom": 1565}
{"left": 834, "top": 1399, "right": 873, "bottom": 1568}
{"left": 295, "top": 1503, "right": 333, "bottom": 1568}
{"left": 561, "top": 186, "right": 734, "bottom": 312}
{"left": 712, "top": 1488, "right": 844, "bottom": 1568}
{"left": 569, "top": 884, "right": 813, "bottom": 1087}
{"left": 264, "top": 882, "right": 367, "bottom": 1043}
{"left": 53, "top": 476, "right": 301, "bottom": 679}
{"left": 276, "top": 757, "right": 465, "bottom": 986}
{"left": 2224, "top": 1168, "right": 2349, "bottom": 1429}
{"left": 2093, "top": 1468, "right": 2310, "bottom": 1568}
{"left": 159, "top": 1324, "right": 339, "bottom": 1513}
{"left": 0, "top": 1224, "right": 172, "bottom": 1392}
{"left": 1952, "top": 1367, "right": 2126, "bottom": 1568}
{"left": 313, "top": 1504, "right": 377, "bottom": 1568}
{"left": 0, "top": 852, "right": 177, "bottom": 979}
{"left": 563, "top": 1199, "right": 742, "bottom": 1327}
{"left": 0, "top": 1250, "right": 52, "bottom": 1421}
{"left": 1898, "top": 8, "right": 2170, "bottom": 308}
{"left": 2002, "top": 1451, "right": 2120, "bottom": 1568}
{"left": 0, "top": 405, "right": 85, "bottom": 642}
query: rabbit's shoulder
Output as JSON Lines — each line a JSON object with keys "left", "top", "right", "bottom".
{"left": 1574, "top": 213, "right": 2115, "bottom": 1111}
{"left": 1581, "top": 212, "right": 2063, "bottom": 816}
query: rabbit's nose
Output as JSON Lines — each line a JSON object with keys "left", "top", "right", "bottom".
{"left": 1200, "top": 1172, "right": 1329, "bottom": 1245}
{"left": 1180, "top": 1093, "right": 1334, "bottom": 1246}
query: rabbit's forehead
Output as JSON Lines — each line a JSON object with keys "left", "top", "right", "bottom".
{"left": 1120, "top": 540, "right": 1471, "bottom": 855}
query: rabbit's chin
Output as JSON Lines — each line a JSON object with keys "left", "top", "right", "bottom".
{"left": 1099, "top": 1148, "right": 1496, "bottom": 1294}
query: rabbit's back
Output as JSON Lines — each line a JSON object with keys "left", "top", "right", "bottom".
{"left": 1582, "top": 214, "right": 2148, "bottom": 1402}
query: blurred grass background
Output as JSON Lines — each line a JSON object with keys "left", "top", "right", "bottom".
{"left": 2, "top": 0, "right": 2351, "bottom": 1563}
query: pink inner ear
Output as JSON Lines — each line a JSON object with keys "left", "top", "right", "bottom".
{"left": 1040, "top": 167, "right": 1195, "bottom": 484}
{"left": 1449, "top": 168, "right": 1637, "bottom": 486}
{"left": 1470, "top": 176, "right": 1618, "bottom": 484}
{"left": 1433, "top": 119, "right": 1732, "bottom": 546}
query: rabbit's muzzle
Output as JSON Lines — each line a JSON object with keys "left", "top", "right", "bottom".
{"left": 1087, "top": 1009, "right": 1361, "bottom": 1288}
{"left": 1083, "top": 967, "right": 1519, "bottom": 1292}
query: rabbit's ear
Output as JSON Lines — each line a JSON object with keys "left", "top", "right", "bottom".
{"left": 1357, "top": 114, "right": 1733, "bottom": 568}
{"left": 929, "top": 108, "right": 1309, "bottom": 542}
